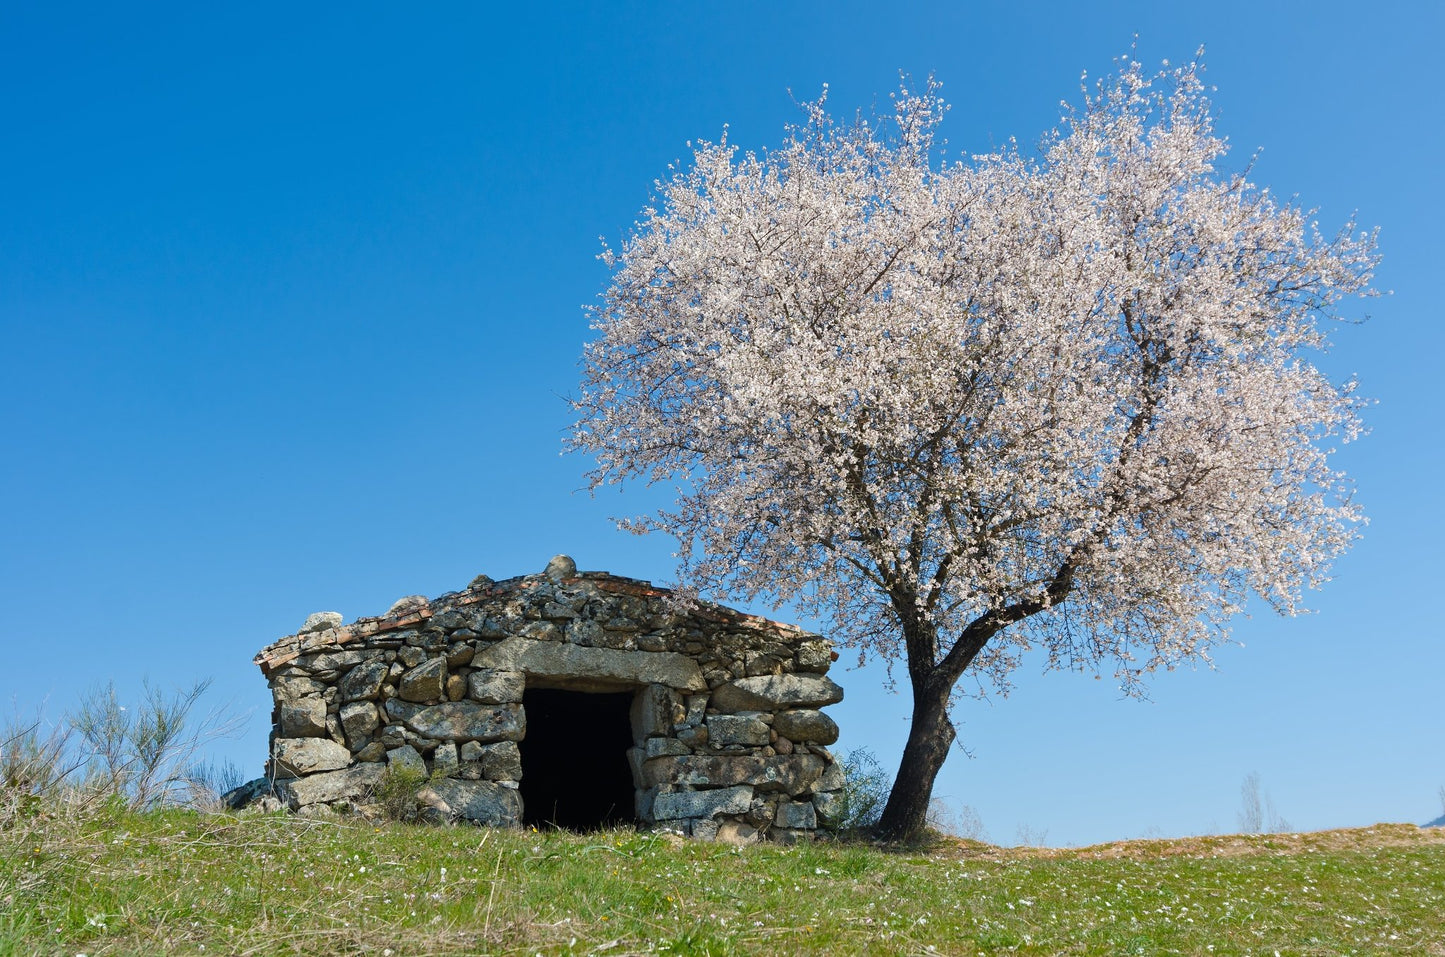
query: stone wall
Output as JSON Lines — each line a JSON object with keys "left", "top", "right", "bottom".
{"left": 248, "top": 556, "right": 847, "bottom": 842}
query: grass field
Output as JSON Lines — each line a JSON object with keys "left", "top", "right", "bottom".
{"left": 4, "top": 803, "right": 1442, "bottom": 956}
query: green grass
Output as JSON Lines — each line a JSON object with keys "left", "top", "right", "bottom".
{"left": 4, "top": 802, "right": 1443, "bottom": 955}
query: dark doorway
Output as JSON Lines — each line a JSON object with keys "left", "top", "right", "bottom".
{"left": 519, "top": 688, "right": 637, "bottom": 831}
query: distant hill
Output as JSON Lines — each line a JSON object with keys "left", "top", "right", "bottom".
{"left": 1426, "top": 813, "right": 1445, "bottom": 828}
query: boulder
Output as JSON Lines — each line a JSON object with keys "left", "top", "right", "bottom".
{"left": 221, "top": 777, "right": 276, "bottom": 810}
{"left": 444, "top": 674, "right": 467, "bottom": 701}
{"left": 398, "top": 657, "right": 447, "bottom": 702}
{"left": 299, "top": 611, "right": 344, "bottom": 635}
{"left": 652, "top": 785, "right": 754, "bottom": 821}
{"left": 430, "top": 610, "right": 471, "bottom": 631}
{"left": 773, "top": 709, "right": 839, "bottom": 745}
{"left": 520, "top": 621, "right": 563, "bottom": 642}
{"left": 630, "top": 685, "right": 682, "bottom": 739}
{"left": 715, "top": 821, "right": 761, "bottom": 845}
{"left": 429, "top": 779, "right": 522, "bottom": 826}
{"left": 383, "top": 698, "right": 426, "bottom": 724}
{"left": 543, "top": 601, "right": 580, "bottom": 621}
{"left": 812, "top": 790, "right": 845, "bottom": 828}
{"left": 338, "top": 661, "right": 389, "bottom": 701}
{"left": 355, "top": 742, "right": 387, "bottom": 763}
{"left": 273, "top": 676, "right": 325, "bottom": 707}
{"left": 565, "top": 619, "right": 606, "bottom": 646}
{"left": 386, "top": 744, "right": 426, "bottom": 777}
{"left": 414, "top": 785, "right": 454, "bottom": 821}
{"left": 641, "top": 754, "right": 825, "bottom": 794}
{"left": 469, "top": 741, "right": 522, "bottom": 780}
{"left": 387, "top": 595, "right": 429, "bottom": 617}
{"left": 677, "top": 724, "right": 708, "bottom": 748}
{"left": 467, "top": 669, "right": 525, "bottom": 704}
{"left": 432, "top": 741, "right": 459, "bottom": 778}
{"left": 544, "top": 554, "right": 578, "bottom": 582}
{"left": 643, "top": 737, "right": 690, "bottom": 759}
{"left": 278, "top": 697, "right": 328, "bottom": 737}
{"left": 794, "top": 639, "right": 834, "bottom": 673}
{"left": 301, "top": 649, "right": 370, "bottom": 673}
{"left": 277, "top": 763, "right": 386, "bottom": 808}
{"left": 774, "top": 800, "right": 817, "bottom": 829}
{"left": 706, "top": 714, "right": 771, "bottom": 747}
{"left": 402, "top": 701, "right": 525, "bottom": 743}
{"left": 272, "top": 737, "right": 352, "bottom": 777}
{"left": 709, "top": 675, "right": 844, "bottom": 712}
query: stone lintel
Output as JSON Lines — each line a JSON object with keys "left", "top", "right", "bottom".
{"left": 472, "top": 637, "right": 707, "bottom": 692}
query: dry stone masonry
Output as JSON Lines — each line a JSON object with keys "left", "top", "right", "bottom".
{"left": 247, "top": 556, "right": 847, "bottom": 842}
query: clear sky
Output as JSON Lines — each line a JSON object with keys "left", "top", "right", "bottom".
{"left": 3, "top": 1, "right": 1440, "bottom": 847}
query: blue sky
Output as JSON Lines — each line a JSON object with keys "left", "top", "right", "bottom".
{"left": 3, "top": 1, "right": 1440, "bottom": 846}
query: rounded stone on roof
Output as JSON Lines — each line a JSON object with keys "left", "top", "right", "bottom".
{"left": 544, "top": 554, "right": 577, "bottom": 582}
{"left": 299, "top": 611, "right": 343, "bottom": 635}
{"left": 387, "top": 595, "right": 429, "bottom": 617}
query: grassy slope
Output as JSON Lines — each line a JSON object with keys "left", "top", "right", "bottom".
{"left": 4, "top": 806, "right": 1443, "bottom": 956}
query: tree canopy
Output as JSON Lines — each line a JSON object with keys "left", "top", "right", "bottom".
{"left": 571, "top": 58, "right": 1378, "bottom": 839}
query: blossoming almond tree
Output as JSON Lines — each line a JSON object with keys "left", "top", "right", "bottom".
{"left": 571, "top": 58, "right": 1378, "bottom": 840}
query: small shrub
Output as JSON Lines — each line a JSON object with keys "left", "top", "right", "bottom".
{"left": 183, "top": 757, "right": 252, "bottom": 810}
{"left": 835, "top": 747, "right": 891, "bottom": 835}
{"left": 1, "top": 711, "right": 75, "bottom": 799}
{"left": 927, "top": 799, "right": 987, "bottom": 842}
{"left": 1237, "top": 771, "right": 1291, "bottom": 834}
{"left": 957, "top": 804, "right": 988, "bottom": 842}
{"left": 1015, "top": 823, "right": 1049, "bottom": 847}
{"left": 370, "top": 765, "right": 431, "bottom": 822}
{"left": 1238, "top": 771, "right": 1263, "bottom": 833}
{"left": 67, "top": 679, "right": 245, "bottom": 809}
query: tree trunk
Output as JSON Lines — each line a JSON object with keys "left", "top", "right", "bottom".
{"left": 871, "top": 674, "right": 956, "bottom": 841}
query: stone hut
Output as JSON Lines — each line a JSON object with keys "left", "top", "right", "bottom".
{"left": 249, "top": 556, "right": 847, "bottom": 841}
